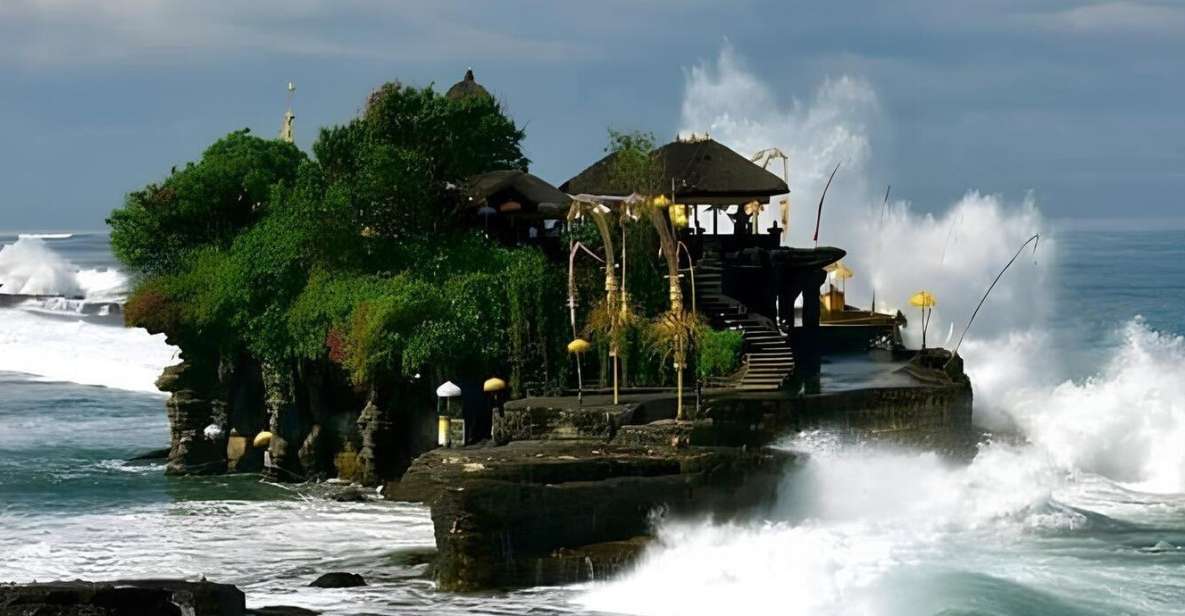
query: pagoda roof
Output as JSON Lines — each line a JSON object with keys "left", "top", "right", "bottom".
{"left": 560, "top": 137, "right": 788, "bottom": 205}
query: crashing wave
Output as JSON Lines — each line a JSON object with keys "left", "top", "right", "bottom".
{"left": 17, "top": 233, "right": 74, "bottom": 240}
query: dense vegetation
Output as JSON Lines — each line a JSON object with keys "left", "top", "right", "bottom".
{"left": 111, "top": 81, "right": 740, "bottom": 414}
{"left": 113, "top": 82, "right": 564, "bottom": 397}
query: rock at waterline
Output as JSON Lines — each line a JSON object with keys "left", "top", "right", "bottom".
{"left": 0, "top": 579, "right": 244, "bottom": 615}
{"left": 308, "top": 572, "right": 366, "bottom": 588}
{"left": 248, "top": 607, "right": 321, "bottom": 616}
{"left": 126, "top": 448, "right": 171, "bottom": 462}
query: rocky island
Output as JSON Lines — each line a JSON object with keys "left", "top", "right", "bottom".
{"left": 87, "top": 70, "right": 979, "bottom": 597}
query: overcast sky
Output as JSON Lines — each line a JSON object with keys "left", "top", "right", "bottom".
{"left": 1, "top": 0, "right": 1182, "bottom": 231}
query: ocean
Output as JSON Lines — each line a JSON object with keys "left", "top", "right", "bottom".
{"left": 1, "top": 229, "right": 1184, "bottom": 615}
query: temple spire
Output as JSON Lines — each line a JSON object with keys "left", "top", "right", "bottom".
{"left": 280, "top": 81, "right": 295, "bottom": 144}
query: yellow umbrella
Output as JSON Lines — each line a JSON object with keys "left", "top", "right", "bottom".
{"left": 670, "top": 204, "right": 689, "bottom": 228}
{"left": 482, "top": 377, "right": 507, "bottom": 393}
{"left": 909, "top": 291, "right": 937, "bottom": 308}
{"left": 567, "top": 338, "right": 591, "bottom": 404}
{"left": 909, "top": 291, "right": 937, "bottom": 349}
{"left": 743, "top": 200, "right": 764, "bottom": 233}
{"left": 826, "top": 261, "right": 854, "bottom": 293}
{"left": 252, "top": 431, "right": 273, "bottom": 448}
{"left": 826, "top": 261, "right": 854, "bottom": 279}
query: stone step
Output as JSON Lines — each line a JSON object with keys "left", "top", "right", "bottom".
{"left": 747, "top": 357, "right": 795, "bottom": 364}
{"left": 745, "top": 370, "right": 793, "bottom": 377}
{"left": 739, "top": 374, "right": 786, "bottom": 383}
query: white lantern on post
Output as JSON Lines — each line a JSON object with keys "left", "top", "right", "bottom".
{"left": 436, "top": 381, "right": 462, "bottom": 447}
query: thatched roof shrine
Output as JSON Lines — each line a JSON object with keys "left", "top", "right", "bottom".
{"left": 559, "top": 137, "right": 788, "bottom": 205}
{"left": 446, "top": 69, "right": 492, "bottom": 102}
{"left": 466, "top": 170, "right": 571, "bottom": 219}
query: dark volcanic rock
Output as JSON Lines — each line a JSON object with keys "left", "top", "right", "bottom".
{"left": 531, "top": 537, "right": 651, "bottom": 585}
{"left": 307, "top": 573, "right": 366, "bottom": 588}
{"left": 158, "top": 360, "right": 229, "bottom": 476}
{"left": 300, "top": 482, "right": 370, "bottom": 503}
{"left": 0, "top": 580, "right": 245, "bottom": 616}
{"left": 396, "top": 439, "right": 795, "bottom": 591}
{"left": 248, "top": 607, "right": 320, "bottom": 616}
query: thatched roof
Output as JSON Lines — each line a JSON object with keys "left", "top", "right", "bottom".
{"left": 466, "top": 170, "right": 571, "bottom": 219}
{"left": 560, "top": 137, "right": 789, "bottom": 205}
{"left": 446, "top": 69, "right": 491, "bottom": 102}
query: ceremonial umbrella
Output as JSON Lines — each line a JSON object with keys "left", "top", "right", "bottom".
{"left": 826, "top": 261, "right": 854, "bottom": 293}
{"left": 567, "top": 338, "right": 591, "bottom": 405}
{"left": 909, "top": 291, "right": 937, "bottom": 349}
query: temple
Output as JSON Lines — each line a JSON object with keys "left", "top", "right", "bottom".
{"left": 373, "top": 72, "right": 979, "bottom": 592}
{"left": 468, "top": 126, "right": 905, "bottom": 396}
{"left": 143, "top": 69, "right": 977, "bottom": 593}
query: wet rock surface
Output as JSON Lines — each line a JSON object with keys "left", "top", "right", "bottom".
{"left": 247, "top": 608, "right": 320, "bottom": 616}
{"left": 0, "top": 580, "right": 245, "bottom": 616}
{"left": 307, "top": 572, "right": 366, "bottom": 588}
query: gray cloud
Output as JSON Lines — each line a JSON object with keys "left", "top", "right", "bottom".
{"left": 0, "top": 1, "right": 588, "bottom": 66}
{"left": 0, "top": 0, "right": 1181, "bottom": 229}
{"left": 1025, "top": 1, "right": 1185, "bottom": 35}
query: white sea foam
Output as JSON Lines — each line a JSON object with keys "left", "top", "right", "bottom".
{"left": 0, "top": 236, "right": 87, "bottom": 296}
{"left": 0, "top": 236, "right": 173, "bottom": 392}
{"left": 17, "top": 232, "right": 74, "bottom": 240}
{"left": 967, "top": 319, "right": 1185, "bottom": 494}
{"left": 678, "top": 44, "right": 1051, "bottom": 350}
{"left": 0, "top": 306, "right": 176, "bottom": 393}
{"left": 576, "top": 439, "right": 1129, "bottom": 616}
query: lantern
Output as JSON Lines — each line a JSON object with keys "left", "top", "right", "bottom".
{"left": 435, "top": 381, "right": 462, "bottom": 447}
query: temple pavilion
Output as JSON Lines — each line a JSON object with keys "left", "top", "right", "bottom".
{"left": 451, "top": 70, "right": 900, "bottom": 393}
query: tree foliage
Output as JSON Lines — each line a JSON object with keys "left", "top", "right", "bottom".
{"left": 116, "top": 79, "right": 562, "bottom": 394}
{"left": 108, "top": 130, "right": 305, "bottom": 275}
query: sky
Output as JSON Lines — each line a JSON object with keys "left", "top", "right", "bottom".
{"left": 1, "top": 0, "right": 1182, "bottom": 231}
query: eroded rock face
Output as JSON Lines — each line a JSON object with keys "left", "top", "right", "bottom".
{"left": 262, "top": 362, "right": 309, "bottom": 482}
{"left": 158, "top": 359, "right": 227, "bottom": 476}
{"left": 154, "top": 350, "right": 440, "bottom": 483}
{"left": 355, "top": 392, "right": 390, "bottom": 487}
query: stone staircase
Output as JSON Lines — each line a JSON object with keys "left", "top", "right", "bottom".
{"left": 691, "top": 250, "right": 795, "bottom": 391}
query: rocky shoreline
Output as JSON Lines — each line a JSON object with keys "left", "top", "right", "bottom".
{"left": 0, "top": 571, "right": 390, "bottom": 616}
{"left": 0, "top": 579, "right": 291, "bottom": 616}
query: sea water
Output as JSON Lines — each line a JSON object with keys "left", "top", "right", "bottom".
{"left": 2, "top": 230, "right": 1184, "bottom": 615}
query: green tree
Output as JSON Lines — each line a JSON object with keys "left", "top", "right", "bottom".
{"left": 108, "top": 130, "right": 305, "bottom": 274}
